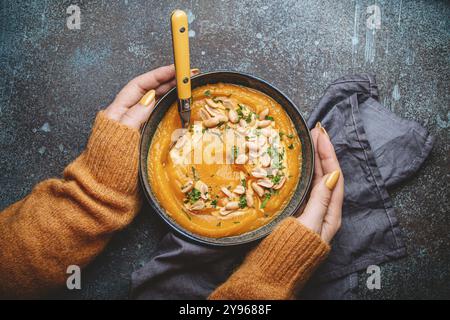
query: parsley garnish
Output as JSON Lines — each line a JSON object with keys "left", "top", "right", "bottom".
{"left": 288, "top": 144, "right": 294, "bottom": 150}
{"left": 260, "top": 193, "right": 272, "bottom": 209}
{"left": 236, "top": 108, "right": 244, "bottom": 120}
{"left": 265, "top": 115, "right": 274, "bottom": 121}
{"left": 245, "top": 112, "right": 254, "bottom": 123}
{"left": 204, "top": 90, "right": 211, "bottom": 97}
{"left": 239, "top": 194, "right": 247, "bottom": 209}
{"left": 211, "top": 199, "right": 218, "bottom": 208}
{"left": 187, "top": 188, "right": 201, "bottom": 204}
{"left": 267, "top": 146, "right": 275, "bottom": 157}
{"left": 191, "top": 167, "right": 199, "bottom": 181}
{"left": 232, "top": 146, "right": 239, "bottom": 159}
{"left": 271, "top": 175, "right": 282, "bottom": 184}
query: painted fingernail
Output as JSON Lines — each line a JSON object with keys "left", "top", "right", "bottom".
{"left": 191, "top": 68, "right": 200, "bottom": 75}
{"left": 315, "top": 122, "right": 322, "bottom": 128}
{"left": 139, "top": 89, "right": 156, "bottom": 107}
{"left": 320, "top": 126, "right": 329, "bottom": 138}
{"left": 325, "top": 170, "right": 340, "bottom": 190}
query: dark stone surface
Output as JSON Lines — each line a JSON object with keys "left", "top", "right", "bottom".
{"left": 0, "top": 0, "right": 448, "bottom": 299}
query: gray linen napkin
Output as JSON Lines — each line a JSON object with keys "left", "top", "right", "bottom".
{"left": 130, "top": 74, "right": 434, "bottom": 300}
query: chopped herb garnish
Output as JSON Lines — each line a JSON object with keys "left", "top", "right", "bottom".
{"left": 202, "top": 128, "right": 208, "bottom": 133}
{"left": 236, "top": 105, "right": 245, "bottom": 119}
{"left": 245, "top": 136, "right": 250, "bottom": 141}
{"left": 187, "top": 188, "right": 201, "bottom": 204}
{"left": 236, "top": 108, "right": 244, "bottom": 120}
{"left": 288, "top": 144, "right": 294, "bottom": 150}
{"left": 271, "top": 175, "right": 282, "bottom": 184}
{"left": 239, "top": 194, "right": 247, "bottom": 209}
{"left": 279, "top": 132, "right": 285, "bottom": 139}
{"left": 287, "top": 134, "right": 294, "bottom": 139}
{"left": 241, "top": 178, "right": 246, "bottom": 187}
{"left": 260, "top": 193, "right": 272, "bottom": 209}
{"left": 233, "top": 221, "right": 241, "bottom": 224}
{"left": 211, "top": 199, "right": 218, "bottom": 208}
{"left": 191, "top": 166, "right": 199, "bottom": 181}
{"left": 245, "top": 112, "right": 254, "bottom": 123}
{"left": 204, "top": 90, "right": 211, "bottom": 97}
{"left": 267, "top": 146, "right": 275, "bottom": 157}
{"left": 265, "top": 115, "right": 274, "bottom": 121}
{"left": 232, "top": 146, "right": 239, "bottom": 159}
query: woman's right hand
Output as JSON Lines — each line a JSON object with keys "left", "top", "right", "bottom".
{"left": 297, "top": 123, "right": 344, "bottom": 243}
{"left": 104, "top": 65, "right": 200, "bottom": 130}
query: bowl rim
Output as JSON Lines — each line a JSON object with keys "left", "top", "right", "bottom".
{"left": 139, "top": 70, "right": 314, "bottom": 246}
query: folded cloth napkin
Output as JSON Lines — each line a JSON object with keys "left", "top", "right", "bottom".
{"left": 130, "top": 74, "right": 434, "bottom": 300}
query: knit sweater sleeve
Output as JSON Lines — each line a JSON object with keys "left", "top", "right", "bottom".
{"left": 208, "top": 217, "right": 330, "bottom": 300}
{"left": 0, "top": 112, "right": 141, "bottom": 298}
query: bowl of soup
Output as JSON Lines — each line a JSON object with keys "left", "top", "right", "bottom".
{"left": 139, "top": 71, "right": 314, "bottom": 246}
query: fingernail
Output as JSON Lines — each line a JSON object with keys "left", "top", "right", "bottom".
{"left": 315, "top": 122, "right": 322, "bottom": 128}
{"left": 325, "top": 170, "right": 340, "bottom": 190}
{"left": 191, "top": 68, "right": 200, "bottom": 75}
{"left": 139, "top": 89, "right": 156, "bottom": 107}
{"left": 320, "top": 126, "right": 329, "bottom": 138}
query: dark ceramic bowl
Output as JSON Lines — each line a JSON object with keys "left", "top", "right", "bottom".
{"left": 139, "top": 71, "right": 314, "bottom": 246}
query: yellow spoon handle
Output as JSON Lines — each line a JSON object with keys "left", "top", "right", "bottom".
{"left": 171, "top": 10, "right": 191, "bottom": 100}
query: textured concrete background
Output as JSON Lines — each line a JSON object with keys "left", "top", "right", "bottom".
{"left": 0, "top": 0, "right": 449, "bottom": 299}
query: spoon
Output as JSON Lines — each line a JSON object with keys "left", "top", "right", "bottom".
{"left": 171, "top": 10, "right": 192, "bottom": 129}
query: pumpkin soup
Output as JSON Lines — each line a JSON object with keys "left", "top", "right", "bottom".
{"left": 148, "top": 83, "right": 302, "bottom": 238}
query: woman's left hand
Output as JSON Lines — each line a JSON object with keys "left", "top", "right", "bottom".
{"left": 104, "top": 65, "right": 199, "bottom": 130}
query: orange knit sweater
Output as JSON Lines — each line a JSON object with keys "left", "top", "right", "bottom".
{"left": 0, "top": 112, "right": 330, "bottom": 299}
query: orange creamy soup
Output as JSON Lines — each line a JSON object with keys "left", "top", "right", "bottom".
{"left": 148, "top": 83, "right": 302, "bottom": 238}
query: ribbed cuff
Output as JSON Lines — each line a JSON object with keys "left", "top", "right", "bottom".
{"left": 247, "top": 217, "right": 330, "bottom": 287}
{"left": 82, "top": 111, "right": 141, "bottom": 194}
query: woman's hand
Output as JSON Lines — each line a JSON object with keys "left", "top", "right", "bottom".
{"left": 104, "top": 65, "right": 199, "bottom": 129}
{"left": 297, "top": 123, "right": 344, "bottom": 243}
